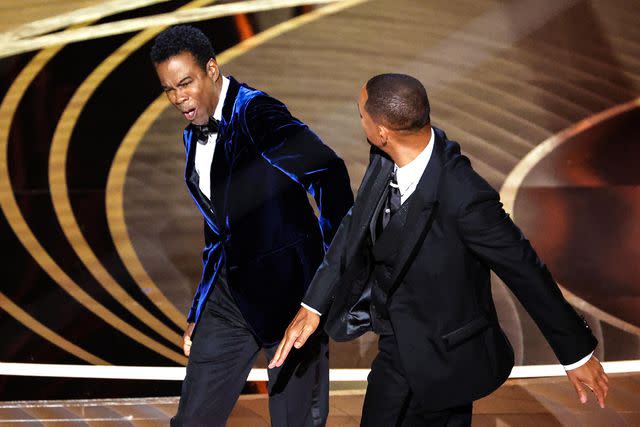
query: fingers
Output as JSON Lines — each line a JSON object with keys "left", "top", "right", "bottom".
{"left": 570, "top": 376, "right": 588, "bottom": 404}
{"left": 294, "top": 324, "right": 314, "bottom": 349}
{"left": 183, "top": 336, "right": 192, "bottom": 357}
{"left": 269, "top": 338, "right": 288, "bottom": 369}
{"left": 269, "top": 329, "right": 299, "bottom": 369}
{"left": 595, "top": 377, "right": 609, "bottom": 408}
{"left": 569, "top": 374, "right": 609, "bottom": 408}
{"left": 268, "top": 322, "right": 315, "bottom": 368}
{"left": 590, "top": 363, "right": 609, "bottom": 408}
{"left": 183, "top": 323, "right": 195, "bottom": 357}
{"left": 566, "top": 355, "right": 610, "bottom": 408}
{"left": 590, "top": 380, "right": 606, "bottom": 409}
{"left": 268, "top": 308, "right": 321, "bottom": 369}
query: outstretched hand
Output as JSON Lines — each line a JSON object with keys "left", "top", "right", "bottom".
{"left": 268, "top": 307, "right": 320, "bottom": 369}
{"left": 566, "top": 355, "right": 609, "bottom": 408}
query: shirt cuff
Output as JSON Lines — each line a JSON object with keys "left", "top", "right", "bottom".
{"left": 563, "top": 351, "right": 594, "bottom": 371}
{"left": 301, "top": 302, "right": 322, "bottom": 316}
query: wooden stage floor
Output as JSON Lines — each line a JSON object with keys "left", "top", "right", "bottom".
{"left": 0, "top": 373, "right": 638, "bottom": 426}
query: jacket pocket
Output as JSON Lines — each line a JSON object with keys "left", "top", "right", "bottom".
{"left": 441, "top": 314, "right": 491, "bottom": 351}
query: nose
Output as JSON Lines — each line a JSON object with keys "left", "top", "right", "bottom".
{"left": 169, "top": 87, "right": 188, "bottom": 105}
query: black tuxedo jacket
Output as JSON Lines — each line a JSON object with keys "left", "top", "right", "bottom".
{"left": 303, "top": 127, "right": 596, "bottom": 410}
{"left": 183, "top": 77, "right": 353, "bottom": 344}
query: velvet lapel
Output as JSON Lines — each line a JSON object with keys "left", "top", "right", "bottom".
{"left": 208, "top": 76, "right": 241, "bottom": 224}
{"left": 183, "top": 126, "right": 222, "bottom": 235}
{"left": 182, "top": 77, "right": 241, "bottom": 236}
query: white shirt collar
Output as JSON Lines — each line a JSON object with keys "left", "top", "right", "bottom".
{"left": 395, "top": 127, "right": 435, "bottom": 195}
{"left": 212, "top": 75, "right": 230, "bottom": 121}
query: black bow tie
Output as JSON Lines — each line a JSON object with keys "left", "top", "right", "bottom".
{"left": 194, "top": 116, "right": 220, "bottom": 142}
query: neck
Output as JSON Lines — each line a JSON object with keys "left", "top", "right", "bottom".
{"left": 207, "top": 76, "right": 225, "bottom": 118}
{"left": 386, "top": 126, "right": 431, "bottom": 167}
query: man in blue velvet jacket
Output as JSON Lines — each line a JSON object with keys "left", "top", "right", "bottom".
{"left": 151, "top": 25, "right": 353, "bottom": 426}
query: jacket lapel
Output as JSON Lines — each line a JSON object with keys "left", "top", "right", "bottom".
{"left": 208, "top": 77, "right": 241, "bottom": 222}
{"left": 370, "top": 193, "right": 412, "bottom": 263}
{"left": 385, "top": 130, "right": 444, "bottom": 291}
{"left": 183, "top": 126, "right": 220, "bottom": 235}
{"left": 329, "top": 148, "right": 393, "bottom": 310}
{"left": 215, "top": 76, "right": 240, "bottom": 147}
{"left": 369, "top": 184, "right": 388, "bottom": 245}
{"left": 183, "top": 77, "right": 242, "bottom": 236}
{"left": 350, "top": 148, "right": 394, "bottom": 245}
{"left": 381, "top": 129, "right": 445, "bottom": 295}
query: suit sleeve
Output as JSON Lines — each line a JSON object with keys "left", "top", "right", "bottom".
{"left": 186, "top": 292, "right": 200, "bottom": 323}
{"left": 302, "top": 206, "right": 354, "bottom": 314}
{"left": 243, "top": 95, "right": 354, "bottom": 250}
{"left": 301, "top": 148, "right": 384, "bottom": 314}
{"left": 454, "top": 161, "right": 597, "bottom": 365}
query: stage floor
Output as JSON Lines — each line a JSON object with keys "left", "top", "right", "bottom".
{"left": 0, "top": 373, "right": 638, "bottom": 426}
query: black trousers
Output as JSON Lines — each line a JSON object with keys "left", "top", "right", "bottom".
{"left": 361, "top": 332, "right": 472, "bottom": 427}
{"left": 171, "top": 272, "right": 329, "bottom": 427}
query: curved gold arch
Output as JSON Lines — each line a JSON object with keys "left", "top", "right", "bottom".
{"left": 3, "top": 0, "right": 172, "bottom": 40}
{"left": 0, "top": 0, "right": 340, "bottom": 58}
{"left": 0, "top": 43, "right": 109, "bottom": 365}
{"left": 47, "top": 0, "right": 218, "bottom": 361}
{"left": 0, "top": 292, "right": 107, "bottom": 365}
{"left": 500, "top": 97, "right": 640, "bottom": 337}
{"left": 107, "top": 96, "right": 188, "bottom": 329}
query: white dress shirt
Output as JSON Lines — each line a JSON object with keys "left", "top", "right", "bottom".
{"left": 394, "top": 127, "right": 435, "bottom": 204}
{"left": 194, "top": 76, "right": 230, "bottom": 200}
{"left": 301, "top": 128, "right": 592, "bottom": 370}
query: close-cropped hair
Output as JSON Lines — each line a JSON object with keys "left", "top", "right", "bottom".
{"left": 150, "top": 25, "right": 216, "bottom": 70}
{"left": 365, "top": 73, "right": 430, "bottom": 132}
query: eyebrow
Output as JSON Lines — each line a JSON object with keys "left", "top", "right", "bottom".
{"left": 162, "top": 76, "right": 191, "bottom": 90}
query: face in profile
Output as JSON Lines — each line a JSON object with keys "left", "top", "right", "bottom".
{"left": 154, "top": 51, "right": 219, "bottom": 126}
{"left": 357, "top": 86, "right": 382, "bottom": 148}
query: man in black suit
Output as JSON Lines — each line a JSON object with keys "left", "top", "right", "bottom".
{"left": 270, "top": 74, "right": 609, "bottom": 426}
{"left": 151, "top": 25, "right": 353, "bottom": 426}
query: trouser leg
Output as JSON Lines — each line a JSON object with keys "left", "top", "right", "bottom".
{"left": 361, "top": 333, "right": 472, "bottom": 427}
{"left": 171, "top": 275, "right": 260, "bottom": 427}
{"left": 263, "top": 331, "right": 329, "bottom": 427}
{"left": 360, "top": 333, "right": 411, "bottom": 427}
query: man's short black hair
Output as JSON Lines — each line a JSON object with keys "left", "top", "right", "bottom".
{"left": 365, "top": 73, "right": 430, "bottom": 132}
{"left": 150, "top": 25, "right": 216, "bottom": 70}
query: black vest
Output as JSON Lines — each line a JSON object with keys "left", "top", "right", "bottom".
{"left": 368, "top": 185, "right": 413, "bottom": 334}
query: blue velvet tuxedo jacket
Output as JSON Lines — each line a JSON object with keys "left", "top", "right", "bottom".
{"left": 183, "top": 76, "right": 353, "bottom": 344}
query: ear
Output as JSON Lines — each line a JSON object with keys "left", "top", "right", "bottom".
{"left": 378, "top": 125, "right": 390, "bottom": 145}
{"left": 206, "top": 58, "right": 219, "bottom": 80}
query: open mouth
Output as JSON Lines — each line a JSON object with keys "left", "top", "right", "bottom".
{"left": 183, "top": 108, "right": 197, "bottom": 121}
